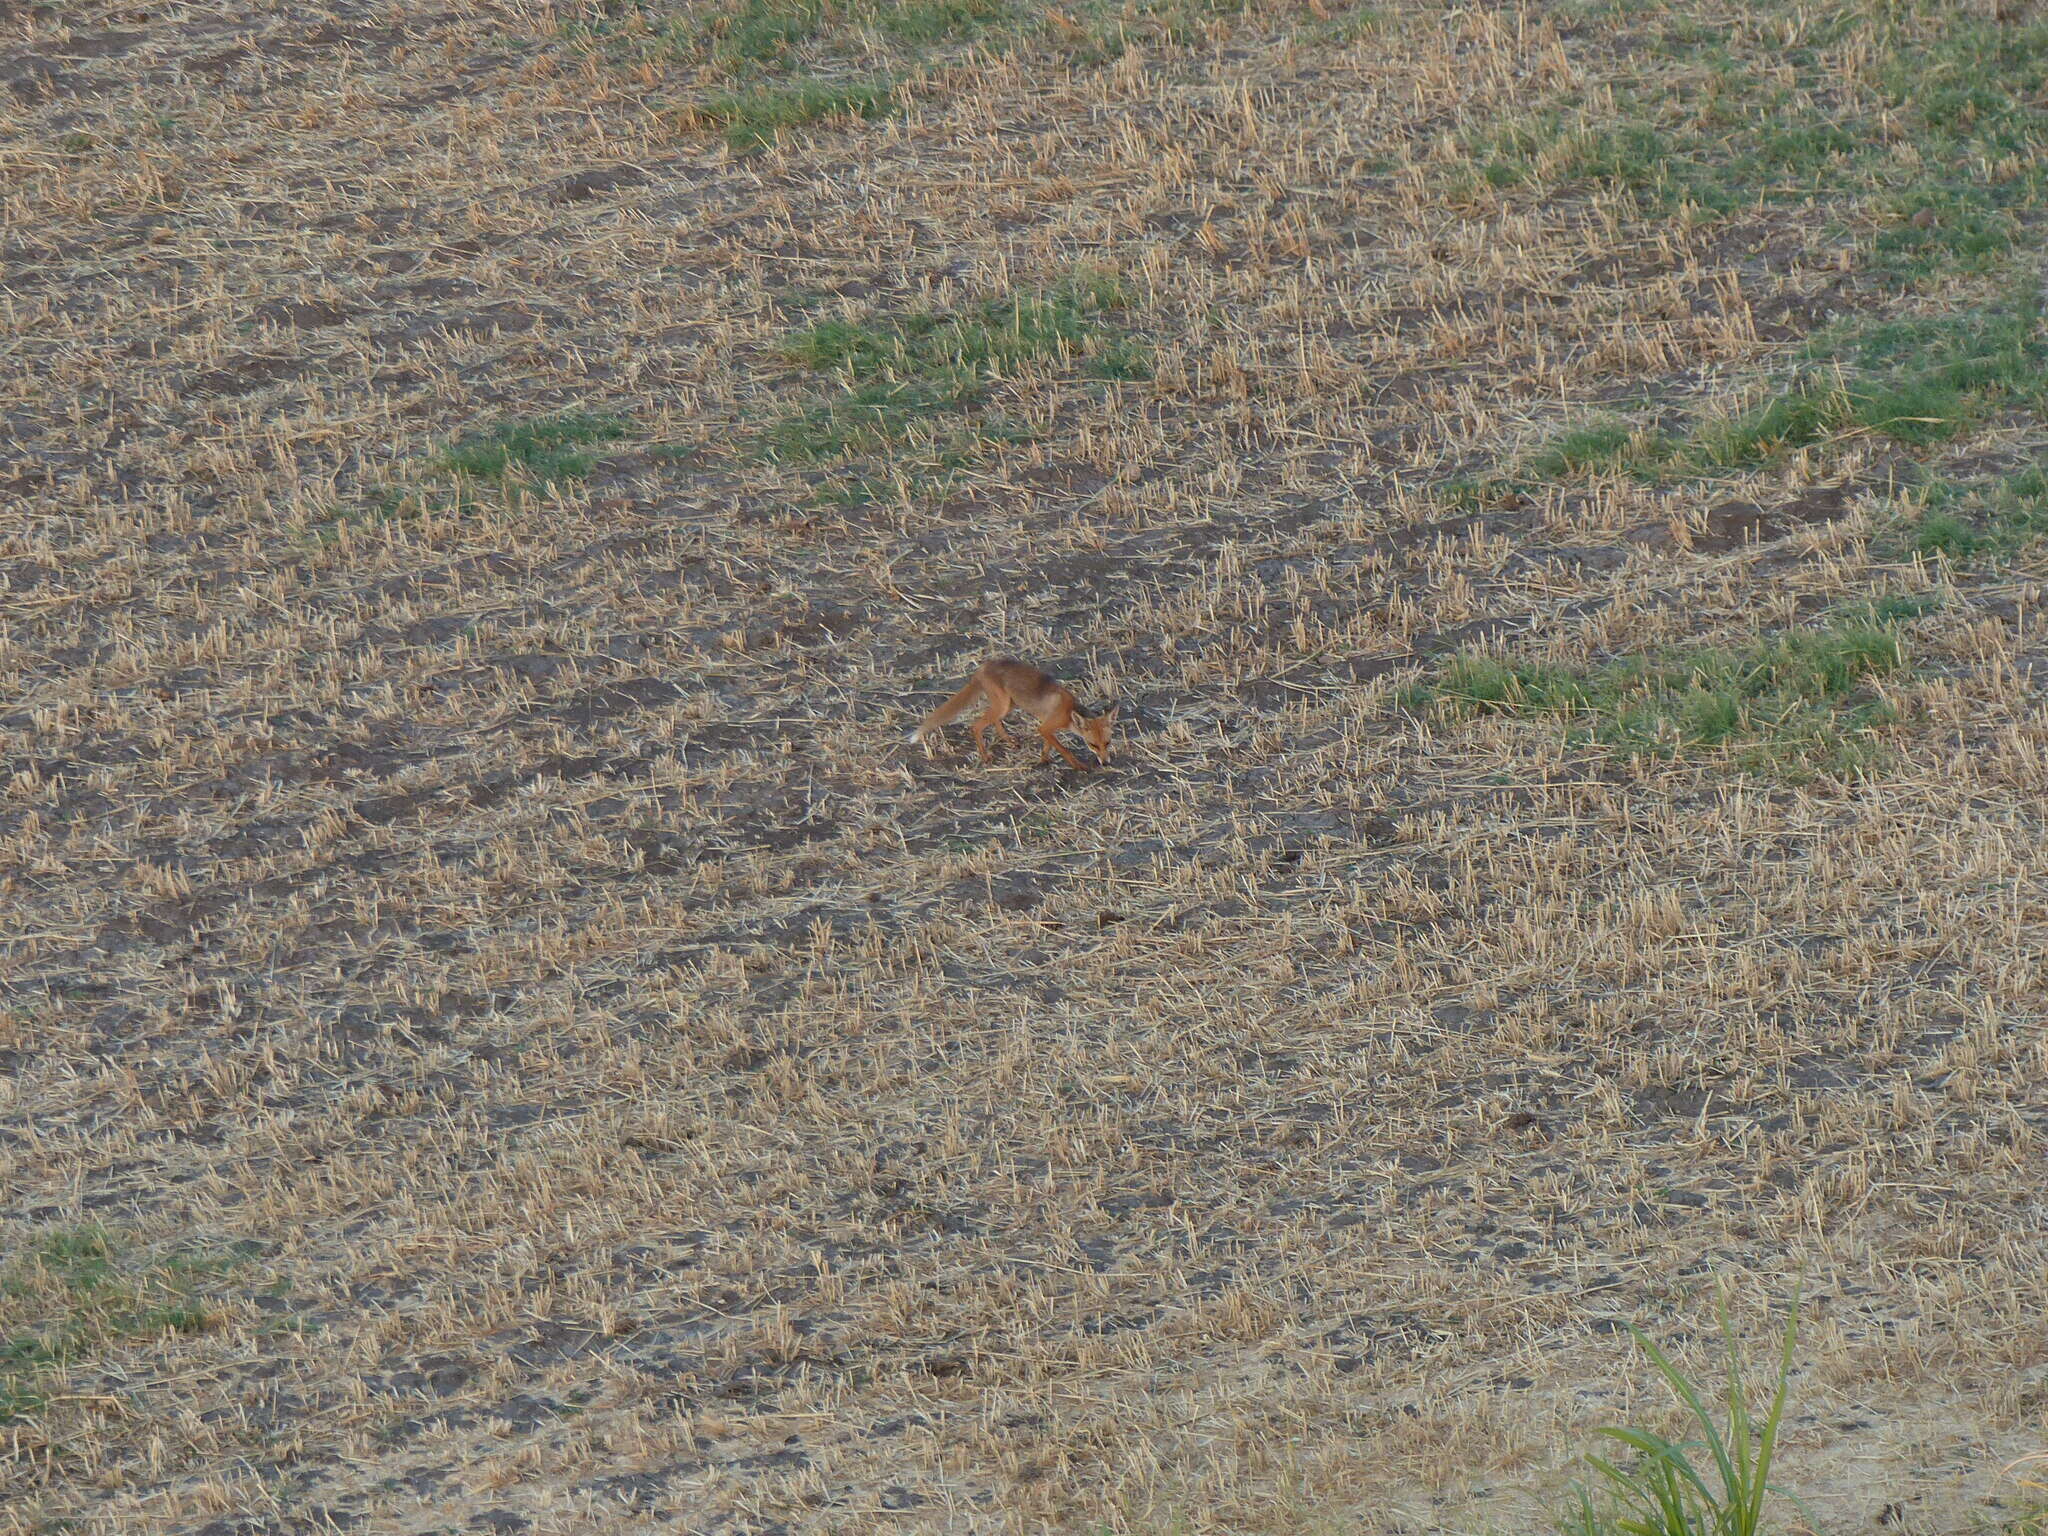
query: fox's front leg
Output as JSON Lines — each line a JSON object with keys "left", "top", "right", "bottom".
{"left": 1040, "top": 726, "right": 1087, "bottom": 770}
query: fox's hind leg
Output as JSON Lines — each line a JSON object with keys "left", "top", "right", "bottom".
{"left": 972, "top": 685, "right": 1013, "bottom": 763}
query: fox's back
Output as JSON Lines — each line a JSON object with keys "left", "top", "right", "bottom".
{"left": 980, "top": 656, "right": 1062, "bottom": 703}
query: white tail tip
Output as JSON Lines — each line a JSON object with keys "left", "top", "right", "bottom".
{"left": 905, "top": 729, "right": 923, "bottom": 745}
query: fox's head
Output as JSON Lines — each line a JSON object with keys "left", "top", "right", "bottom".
{"left": 1080, "top": 705, "right": 1118, "bottom": 763}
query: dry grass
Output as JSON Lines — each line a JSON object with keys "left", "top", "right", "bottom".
{"left": 4, "top": 0, "right": 2048, "bottom": 1531}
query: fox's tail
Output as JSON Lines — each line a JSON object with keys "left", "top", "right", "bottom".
{"left": 908, "top": 680, "right": 982, "bottom": 743}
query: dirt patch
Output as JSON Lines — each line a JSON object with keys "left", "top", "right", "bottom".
{"left": 251, "top": 297, "right": 359, "bottom": 330}
{"left": 1692, "top": 482, "right": 1857, "bottom": 551}
{"left": 534, "top": 165, "right": 650, "bottom": 204}
{"left": 188, "top": 354, "right": 307, "bottom": 396}
{"left": 1, "top": 54, "right": 83, "bottom": 101}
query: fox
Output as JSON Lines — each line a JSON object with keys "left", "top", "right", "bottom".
{"left": 908, "top": 657, "right": 1117, "bottom": 770}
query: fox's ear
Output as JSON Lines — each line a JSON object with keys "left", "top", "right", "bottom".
{"left": 1103, "top": 705, "right": 1119, "bottom": 723}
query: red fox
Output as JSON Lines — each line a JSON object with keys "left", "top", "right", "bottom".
{"left": 909, "top": 657, "right": 1117, "bottom": 770}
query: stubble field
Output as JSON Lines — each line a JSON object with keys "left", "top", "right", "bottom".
{"left": 4, "top": 0, "right": 2048, "bottom": 1531}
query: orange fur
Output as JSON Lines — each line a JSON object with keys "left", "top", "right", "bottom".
{"left": 909, "top": 657, "right": 1117, "bottom": 769}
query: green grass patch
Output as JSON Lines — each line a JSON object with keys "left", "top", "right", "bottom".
{"left": 873, "top": 0, "right": 1008, "bottom": 46}
{"left": 757, "top": 273, "right": 1143, "bottom": 477}
{"left": 570, "top": 0, "right": 1010, "bottom": 124}
{"left": 1478, "top": 296, "right": 2047, "bottom": 503}
{"left": 1083, "top": 335, "right": 1153, "bottom": 381}
{"left": 1873, "top": 188, "right": 2027, "bottom": 281}
{"left": 1409, "top": 611, "right": 1920, "bottom": 779}
{"left": 1687, "top": 380, "right": 1855, "bottom": 467}
{"left": 1697, "top": 301, "right": 2046, "bottom": 466}
{"left": 303, "top": 411, "right": 632, "bottom": 544}
{"left": 690, "top": 78, "right": 895, "bottom": 150}
{"left": 594, "top": 0, "right": 1287, "bottom": 147}
{"left": 1895, "top": 463, "right": 2048, "bottom": 561}
{"left": 757, "top": 381, "right": 993, "bottom": 463}
{"left": 1, "top": 1225, "right": 257, "bottom": 1425}
{"left": 635, "top": 0, "right": 1008, "bottom": 70}
{"left": 702, "top": 0, "right": 828, "bottom": 66}
{"left": 1459, "top": 107, "right": 1812, "bottom": 219}
{"left": 1522, "top": 420, "right": 1678, "bottom": 481}
{"left": 434, "top": 411, "right": 630, "bottom": 486}
{"left": 781, "top": 272, "right": 1131, "bottom": 382}
{"left": 812, "top": 471, "right": 894, "bottom": 507}
{"left": 1455, "top": 9, "right": 2048, "bottom": 282}
{"left": 592, "top": 0, "right": 1255, "bottom": 79}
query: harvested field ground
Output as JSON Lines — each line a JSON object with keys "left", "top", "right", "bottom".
{"left": 4, "top": 0, "right": 2048, "bottom": 1531}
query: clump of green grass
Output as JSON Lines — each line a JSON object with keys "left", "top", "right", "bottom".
{"left": 1083, "top": 335, "right": 1152, "bottom": 381}
{"left": 1, "top": 1225, "right": 253, "bottom": 1425}
{"left": 1560, "top": 1294, "right": 1801, "bottom": 1536}
{"left": 434, "top": 412, "right": 630, "bottom": 486}
{"left": 631, "top": 0, "right": 1006, "bottom": 71}
{"left": 584, "top": 0, "right": 1244, "bottom": 77}
{"left": 1827, "top": 303, "right": 2046, "bottom": 389}
{"left": 306, "top": 411, "right": 632, "bottom": 541}
{"left": 758, "top": 273, "right": 1143, "bottom": 468}
{"left": 605, "top": 0, "right": 1258, "bottom": 146}
{"left": 1873, "top": 190, "right": 2024, "bottom": 280}
{"left": 701, "top": 0, "right": 828, "bottom": 66}
{"left": 690, "top": 78, "right": 895, "bottom": 149}
{"left": 1897, "top": 464, "right": 2048, "bottom": 561}
{"left": 1458, "top": 9, "right": 2048, "bottom": 283}
{"left": 1461, "top": 108, "right": 1763, "bottom": 217}
{"left": 782, "top": 281, "right": 1123, "bottom": 382}
{"left": 1693, "top": 301, "right": 2046, "bottom": 468}
{"left": 1486, "top": 298, "right": 2046, "bottom": 503}
{"left": 758, "top": 383, "right": 1023, "bottom": 463}
{"left": 1410, "top": 613, "right": 1919, "bottom": 779}
{"left": 1685, "top": 380, "right": 1854, "bottom": 468}
{"left": 1523, "top": 420, "right": 1678, "bottom": 481}
{"left": 873, "top": 0, "right": 1008, "bottom": 46}
{"left": 812, "top": 471, "right": 893, "bottom": 507}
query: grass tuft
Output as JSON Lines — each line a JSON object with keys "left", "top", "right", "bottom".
{"left": 690, "top": 80, "right": 896, "bottom": 150}
{"left": 758, "top": 274, "right": 1139, "bottom": 470}
{"left": 1460, "top": 10, "right": 2048, "bottom": 265}
{"left": 434, "top": 412, "right": 630, "bottom": 486}
{"left": 1494, "top": 298, "right": 2046, "bottom": 500}
{"left": 1523, "top": 420, "right": 1677, "bottom": 481}
{"left": 1897, "top": 464, "right": 2048, "bottom": 562}
{"left": 1417, "top": 614, "right": 1918, "bottom": 779}
{"left": 1, "top": 1226, "right": 251, "bottom": 1426}
{"left": 1562, "top": 1294, "right": 1801, "bottom": 1536}
{"left": 873, "top": 0, "right": 1009, "bottom": 45}
{"left": 704, "top": 0, "right": 828, "bottom": 66}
